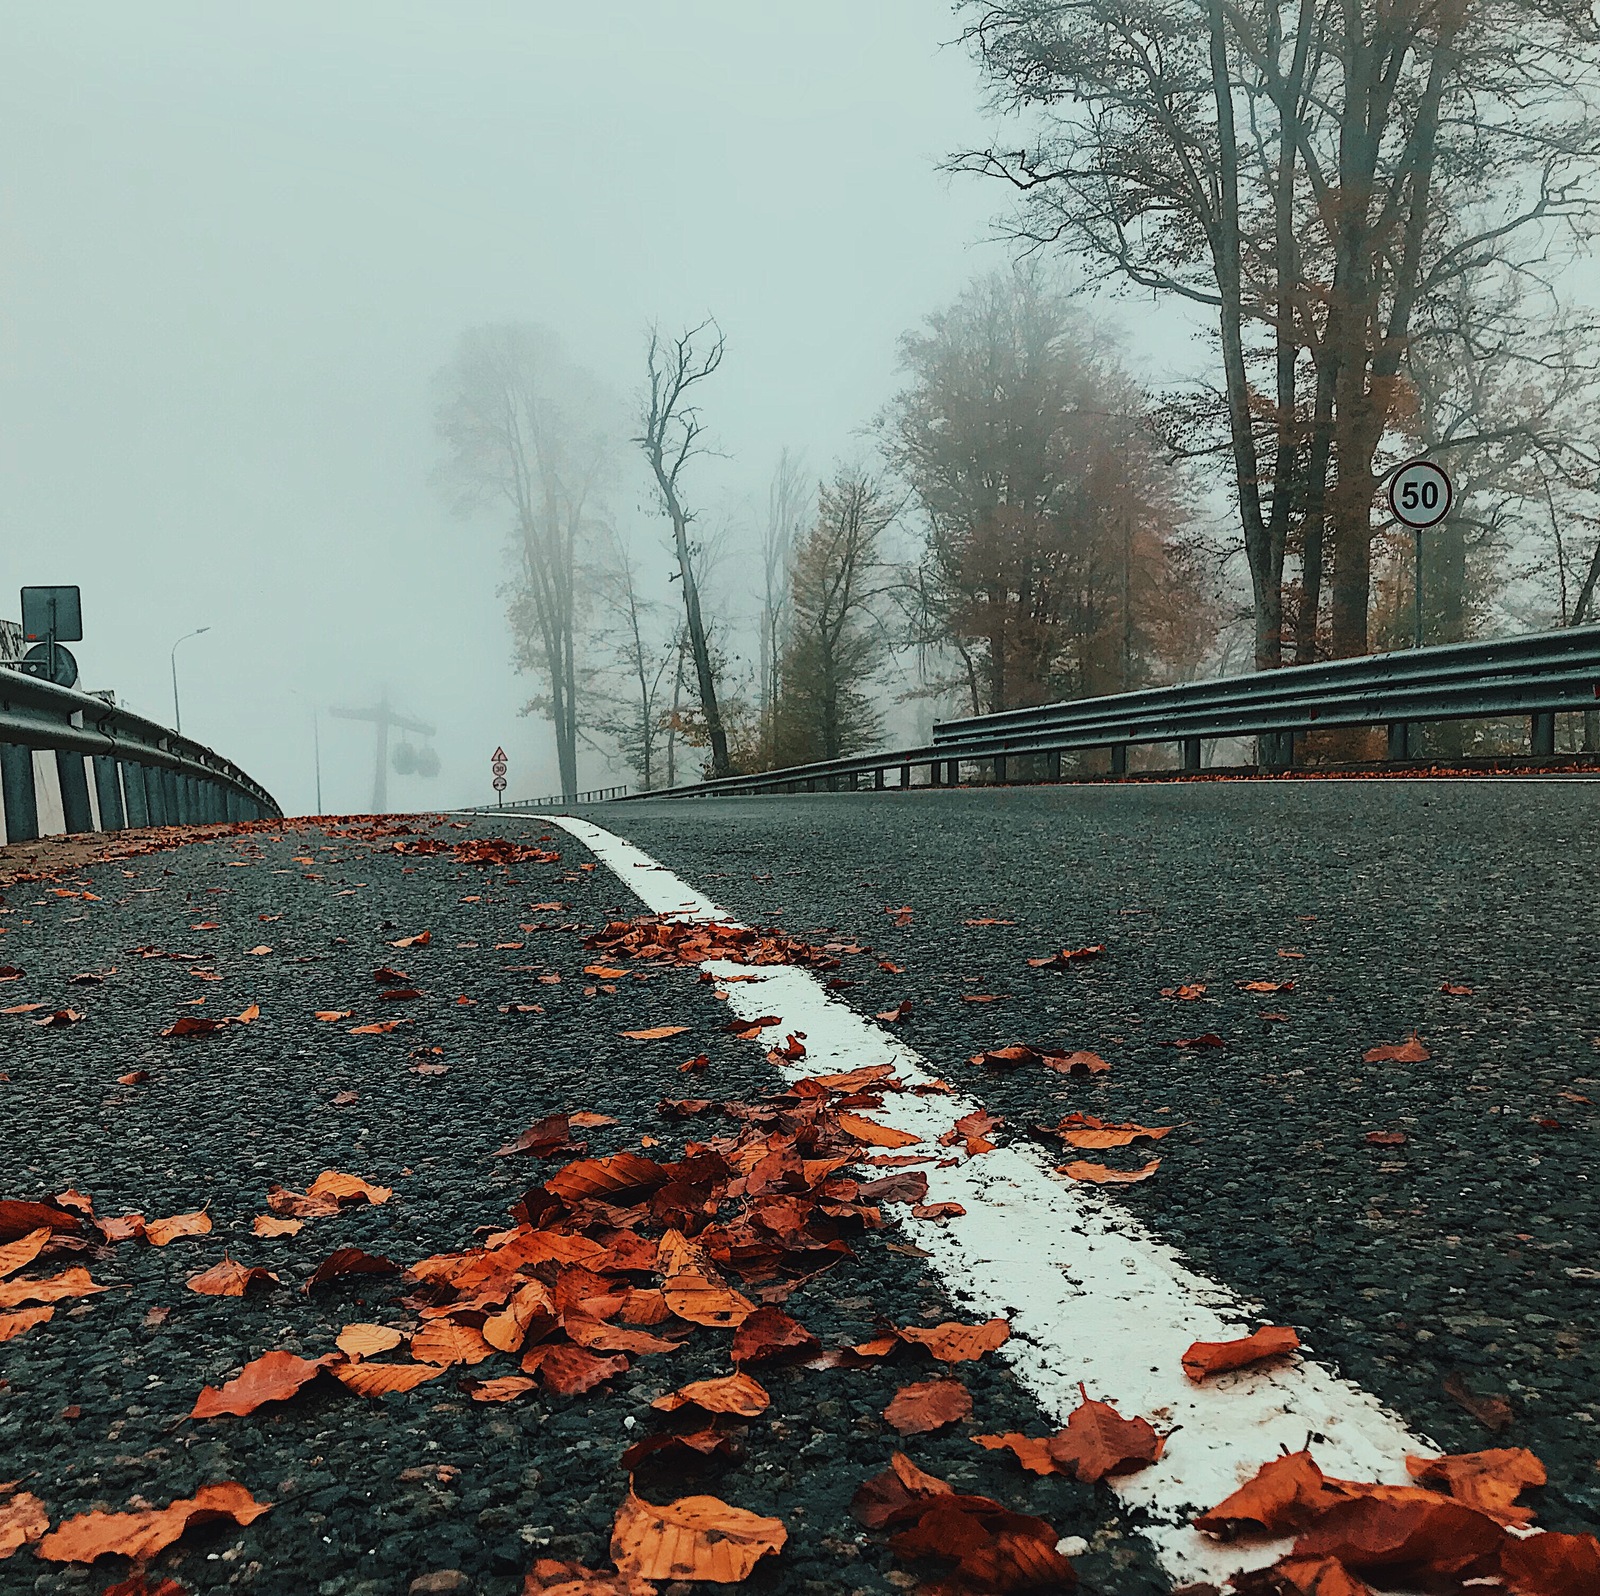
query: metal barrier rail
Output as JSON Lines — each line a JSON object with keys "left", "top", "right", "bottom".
{"left": 479, "top": 785, "right": 631, "bottom": 812}
{"left": 613, "top": 624, "right": 1600, "bottom": 799}
{"left": 0, "top": 665, "right": 282, "bottom": 842}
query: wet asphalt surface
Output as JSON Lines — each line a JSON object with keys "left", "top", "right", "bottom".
{"left": 0, "top": 813, "right": 1169, "bottom": 1596}
{"left": 583, "top": 782, "right": 1600, "bottom": 1537}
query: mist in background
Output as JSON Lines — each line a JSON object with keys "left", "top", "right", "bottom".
{"left": 0, "top": 2, "right": 1035, "bottom": 813}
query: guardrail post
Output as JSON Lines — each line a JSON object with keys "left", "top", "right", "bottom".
{"left": 928, "top": 761, "right": 941, "bottom": 787}
{"left": 994, "top": 754, "right": 1007, "bottom": 785}
{"left": 899, "top": 763, "right": 911, "bottom": 789}
{"left": 1110, "top": 745, "right": 1127, "bottom": 777}
{"left": 1531, "top": 710, "right": 1556, "bottom": 756}
{"left": 1386, "top": 722, "right": 1410, "bottom": 761}
{"left": 947, "top": 759, "right": 961, "bottom": 787}
{"left": 56, "top": 751, "right": 94, "bottom": 834}
{"left": 873, "top": 768, "right": 884, "bottom": 790}
{"left": 161, "top": 768, "right": 180, "bottom": 825}
{"left": 226, "top": 789, "right": 243, "bottom": 822}
{"left": 1048, "top": 750, "right": 1062, "bottom": 782}
{"left": 92, "top": 756, "right": 126, "bottom": 830}
{"left": 0, "top": 743, "right": 39, "bottom": 843}
{"left": 1258, "top": 730, "right": 1296, "bottom": 772}
{"left": 121, "top": 763, "right": 150, "bottom": 827}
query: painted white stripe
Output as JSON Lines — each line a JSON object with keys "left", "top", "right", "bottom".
{"left": 534, "top": 814, "right": 1434, "bottom": 1589}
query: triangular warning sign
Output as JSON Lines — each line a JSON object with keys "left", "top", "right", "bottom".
{"left": 492, "top": 746, "right": 507, "bottom": 761}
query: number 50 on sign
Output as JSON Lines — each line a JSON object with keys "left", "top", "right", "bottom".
{"left": 1387, "top": 458, "right": 1452, "bottom": 529}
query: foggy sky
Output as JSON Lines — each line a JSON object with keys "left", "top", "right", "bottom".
{"left": 0, "top": 3, "right": 1140, "bottom": 812}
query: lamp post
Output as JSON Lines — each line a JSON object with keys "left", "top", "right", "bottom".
{"left": 169, "top": 627, "right": 210, "bottom": 733}
{"left": 288, "top": 689, "right": 324, "bottom": 813}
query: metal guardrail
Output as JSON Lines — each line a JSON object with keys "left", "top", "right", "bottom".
{"left": 0, "top": 665, "right": 281, "bottom": 843}
{"left": 615, "top": 625, "right": 1600, "bottom": 799}
{"left": 481, "top": 784, "right": 630, "bottom": 812}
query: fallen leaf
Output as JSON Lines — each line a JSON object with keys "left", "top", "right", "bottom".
{"left": 910, "top": 1202, "right": 966, "bottom": 1220}
{"left": 1365, "top": 1131, "right": 1408, "bottom": 1146}
{"left": 1042, "top": 1049, "right": 1111, "bottom": 1076}
{"left": 314, "top": 1010, "right": 352, "bottom": 1022}
{"left": 1051, "top": 1112, "right": 1173, "bottom": 1149}
{"left": 1238, "top": 979, "right": 1296, "bottom": 993}
{"left": 1363, "top": 1034, "right": 1430, "bottom": 1063}
{"left": 896, "top": 1318, "right": 1010, "bottom": 1363}
{"left": 185, "top": 1258, "right": 279, "bottom": 1297}
{"left": 1194, "top": 1450, "right": 1336, "bottom": 1538}
{"left": 247, "top": 945, "right": 272, "bottom": 956}
{"left": 888, "top": 1496, "right": 1073, "bottom": 1589}
{"left": 0, "top": 1306, "right": 53, "bottom": 1341}
{"left": 35, "top": 1482, "right": 271, "bottom": 1565}
{"left": 192, "top": 1350, "right": 331, "bottom": 1418}
{"left": 658, "top": 1229, "right": 755, "bottom": 1328}
{"left": 1291, "top": 1494, "right": 1503, "bottom": 1582}
{"left": 523, "top": 1344, "right": 630, "bottom": 1395}
{"left": 852, "top": 1453, "right": 955, "bottom": 1528}
{"left": 619, "top": 1429, "right": 742, "bottom": 1473}
{"left": 96, "top": 1214, "right": 146, "bottom": 1242}
{"left": 0, "top": 1227, "right": 51, "bottom": 1280}
{"left": 610, "top": 1489, "right": 787, "bottom": 1583}
{"left": 547, "top": 1152, "right": 667, "bottom": 1206}
{"left": 305, "top": 1170, "right": 393, "bottom": 1206}
{"left": 411, "top": 1320, "right": 495, "bottom": 1367}
{"left": 251, "top": 1215, "right": 303, "bottom": 1238}
{"left": 884, "top": 1378, "right": 972, "bottom": 1434}
{"left": 1161, "top": 983, "right": 1209, "bottom": 1000}
{"left": 1049, "top": 1391, "right": 1164, "bottom": 1481}
{"left": 116, "top": 1069, "right": 150, "bottom": 1085}
{"left": 973, "top": 1433, "right": 1060, "bottom": 1476}
{"left": 305, "top": 1248, "right": 400, "bottom": 1290}
{"left": 729, "top": 1306, "right": 819, "bottom": 1366}
{"left": 0, "top": 1489, "right": 49, "bottom": 1557}
{"left": 33, "top": 1009, "right": 85, "bottom": 1028}
{"left": 389, "top": 930, "right": 431, "bottom": 948}
{"left": 1027, "top": 943, "right": 1105, "bottom": 967}
{"left": 349, "top": 1020, "right": 407, "bottom": 1035}
{"left": 1160, "top": 1033, "right": 1225, "bottom": 1050}
{"left": 1405, "top": 1448, "right": 1546, "bottom": 1526}
{"left": 336, "top": 1323, "right": 405, "bottom": 1358}
{"left": 1443, "top": 1371, "right": 1513, "bottom": 1432}
{"left": 875, "top": 999, "right": 913, "bottom": 1022}
{"left": 463, "top": 1375, "right": 538, "bottom": 1403}
{"left": 835, "top": 1113, "right": 921, "bottom": 1149}
{"left": 330, "top": 1361, "right": 444, "bottom": 1397}
{"left": 0, "top": 1267, "right": 106, "bottom": 1309}
{"left": 652, "top": 1373, "right": 770, "bottom": 1417}
{"left": 1183, "top": 1325, "right": 1301, "bottom": 1381}
{"left": 1058, "top": 1159, "right": 1161, "bottom": 1184}
{"left": 144, "top": 1209, "right": 212, "bottom": 1246}
{"left": 621, "top": 1025, "right": 691, "bottom": 1041}
{"left": 1500, "top": 1529, "right": 1600, "bottom": 1596}
{"left": 1439, "top": 982, "right": 1474, "bottom": 996}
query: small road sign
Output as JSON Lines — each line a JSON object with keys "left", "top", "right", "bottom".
{"left": 492, "top": 774, "right": 507, "bottom": 792}
{"left": 1388, "top": 458, "right": 1452, "bottom": 529}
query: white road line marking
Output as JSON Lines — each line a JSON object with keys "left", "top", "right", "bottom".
{"left": 532, "top": 813, "right": 1435, "bottom": 1589}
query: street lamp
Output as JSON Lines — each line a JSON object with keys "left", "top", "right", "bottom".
{"left": 287, "top": 688, "right": 324, "bottom": 814}
{"left": 170, "top": 627, "right": 210, "bottom": 733}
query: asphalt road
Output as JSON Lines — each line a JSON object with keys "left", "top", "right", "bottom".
{"left": 0, "top": 782, "right": 1595, "bottom": 1595}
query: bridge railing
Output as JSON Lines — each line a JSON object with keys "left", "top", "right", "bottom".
{"left": 0, "top": 666, "right": 282, "bottom": 843}
{"left": 610, "top": 624, "right": 1600, "bottom": 799}
{"left": 478, "top": 784, "right": 630, "bottom": 812}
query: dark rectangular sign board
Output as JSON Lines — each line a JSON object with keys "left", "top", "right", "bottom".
{"left": 21, "top": 585, "right": 83, "bottom": 643}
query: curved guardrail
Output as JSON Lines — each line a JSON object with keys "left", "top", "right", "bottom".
{"left": 615, "top": 624, "right": 1600, "bottom": 799}
{"left": 0, "top": 667, "right": 281, "bottom": 843}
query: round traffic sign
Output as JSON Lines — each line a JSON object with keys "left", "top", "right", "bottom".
{"left": 492, "top": 775, "right": 507, "bottom": 792}
{"left": 22, "top": 641, "right": 78, "bottom": 688}
{"left": 491, "top": 760, "right": 507, "bottom": 777}
{"left": 1388, "top": 458, "right": 1452, "bottom": 529}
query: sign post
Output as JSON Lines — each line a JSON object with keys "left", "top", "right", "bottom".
{"left": 1386, "top": 459, "right": 1453, "bottom": 649}
{"left": 491, "top": 746, "right": 508, "bottom": 808}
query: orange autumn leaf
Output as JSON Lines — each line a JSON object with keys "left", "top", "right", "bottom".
{"left": 1058, "top": 1158, "right": 1161, "bottom": 1184}
{"left": 1499, "top": 1529, "right": 1600, "bottom": 1596}
{"left": 0, "top": 1305, "right": 53, "bottom": 1341}
{"left": 97, "top": 1214, "right": 147, "bottom": 1242}
{"left": 483, "top": 1280, "right": 558, "bottom": 1353}
{"left": 1161, "top": 983, "right": 1208, "bottom": 1000}
{"left": 35, "top": 1482, "right": 271, "bottom": 1565}
{"left": 974, "top": 1432, "right": 1060, "bottom": 1476}
{"left": 463, "top": 1375, "right": 538, "bottom": 1403}
{"left": 251, "top": 1215, "right": 303, "bottom": 1238}
{"left": 389, "top": 930, "right": 431, "bottom": 948}
{"left": 1194, "top": 1450, "right": 1338, "bottom": 1537}
{"left": 835, "top": 1113, "right": 921, "bottom": 1149}
{"left": 658, "top": 1229, "right": 755, "bottom": 1328}
{"left": 895, "top": 1318, "right": 1010, "bottom": 1363}
{"left": 1027, "top": 943, "right": 1105, "bottom": 967}
{"left": 884, "top": 1378, "right": 972, "bottom": 1435}
{"left": 0, "top": 1268, "right": 107, "bottom": 1309}
{"left": 1050, "top": 1392, "right": 1165, "bottom": 1481}
{"left": 1258, "top": 1555, "right": 1374, "bottom": 1596}
{"left": 410, "top": 1321, "right": 495, "bottom": 1367}
{"left": 185, "top": 1258, "right": 279, "bottom": 1297}
{"left": 1405, "top": 1448, "right": 1546, "bottom": 1526}
{"left": 546, "top": 1152, "right": 666, "bottom": 1207}
{"left": 851, "top": 1452, "right": 955, "bottom": 1528}
{"left": 522, "top": 1344, "right": 630, "bottom": 1395}
{"left": 1238, "top": 978, "right": 1296, "bottom": 993}
{"left": 610, "top": 1489, "right": 787, "bottom": 1583}
{"left": 144, "top": 1209, "right": 212, "bottom": 1245}
{"left": 53, "top": 1189, "right": 94, "bottom": 1215}
{"left": 33, "top": 1009, "right": 85, "bottom": 1028}
{"left": 1041, "top": 1049, "right": 1111, "bottom": 1075}
{"left": 652, "top": 1373, "right": 770, "bottom": 1417}
{"left": 729, "top": 1306, "right": 819, "bottom": 1366}
{"left": 336, "top": 1323, "right": 405, "bottom": 1358}
{"left": 330, "top": 1360, "right": 444, "bottom": 1397}
{"left": 1291, "top": 1494, "right": 1503, "bottom": 1582}
{"left": 305, "top": 1170, "right": 393, "bottom": 1206}
{"left": 0, "top": 1227, "right": 51, "bottom": 1280}
{"left": 314, "top": 1010, "right": 352, "bottom": 1022}
{"left": 1363, "top": 1033, "right": 1430, "bottom": 1063}
{"left": 0, "top": 1489, "right": 49, "bottom": 1557}
{"left": 191, "top": 1350, "right": 332, "bottom": 1418}
{"left": 620, "top": 1025, "right": 691, "bottom": 1040}
{"left": 1183, "top": 1324, "right": 1302, "bottom": 1381}
{"left": 349, "top": 1019, "right": 407, "bottom": 1035}
{"left": 1053, "top": 1112, "right": 1173, "bottom": 1149}
{"left": 305, "top": 1248, "right": 400, "bottom": 1289}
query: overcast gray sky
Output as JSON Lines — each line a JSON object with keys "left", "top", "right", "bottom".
{"left": 0, "top": 3, "right": 1107, "bottom": 812}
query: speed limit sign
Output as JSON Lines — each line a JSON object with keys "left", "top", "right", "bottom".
{"left": 1388, "top": 458, "right": 1452, "bottom": 529}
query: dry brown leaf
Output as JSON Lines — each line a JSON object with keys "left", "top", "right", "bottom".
{"left": 410, "top": 1321, "right": 495, "bottom": 1367}
{"left": 884, "top": 1378, "right": 972, "bottom": 1435}
{"left": 191, "top": 1350, "right": 332, "bottom": 1417}
{"left": 35, "top": 1482, "right": 271, "bottom": 1565}
{"left": 305, "top": 1170, "right": 393, "bottom": 1206}
{"left": 251, "top": 1215, "right": 303, "bottom": 1238}
{"left": 463, "top": 1375, "right": 538, "bottom": 1403}
{"left": 1363, "top": 1033, "right": 1430, "bottom": 1063}
{"left": 620, "top": 1025, "right": 691, "bottom": 1040}
{"left": 96, "top": 1214, "right": 147, "bottom": 1242}
{"left": 522, "top": 1344, "right": 630, "bottom": 1395}
{"left": 610, "top": 1489, "right": 786, "bottom": 1583}
{"left": 330, "top": 1360, "right": 444, "bottom": 1397}
{"left": 185, "top": 1258, "right": 279, "bottom": 1297}
{"left": 0, "top": 1489, "right": 49, "bottom": 1558}
{"left": 1405, "top": 1448, "right": 1546, "bottom": 1526}
{"left": 336, "top": 1323, "right": 405, "bottom": 1358}
{"left": 896, "top": 1318, "right": 1010, "bottom": 1363}
{"left": 304, "top": 1247, "right": 400, "bottom": 1289}
{"left": 652, "top": 1373, "right": 770, "bottom": 1417}
{"left": 0, "top": 1227, "right": 51, "bottom": 1280}
{"left": 0, "top": 1268, "right": 107, "bottom": 1309}
{"left": 0, "top": 1305, "right": 54, "bottom": 1341}
{"left": 658, "top": 1228, "right": 755, "bottom": 1328}
{"left": 1058, "top": 1158, "right": 1161, "bottom": 1184}
{"left": 144, "top": 1209, "right": 212, "bottom": 1246}
{"left": 0, "top": 1200, "right": 83, "bottom": 1241}
{"left": 835, "top": 1113, "right": 921, "bottom": 1149}
{"left": 1182, "top": 1325, "right": 1302, "bottom": 1381}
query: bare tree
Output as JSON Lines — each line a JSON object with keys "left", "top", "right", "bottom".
{"left": 759, "top": 448, "right": 807, "bottom": 759}
{"left": 590, "top": 533, "right": 678, "bottom": 791}
{"left": 435, "top": 325, "right": 614, "bottom": 797}
{"left": 957, "top": 0, "right": 1600, "bottom": 662}
{"left": 636, "top": 321, "right": 733, "bottom": 778}
{"left": 771, "top": 467, "right": 899, "bottom": 763}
